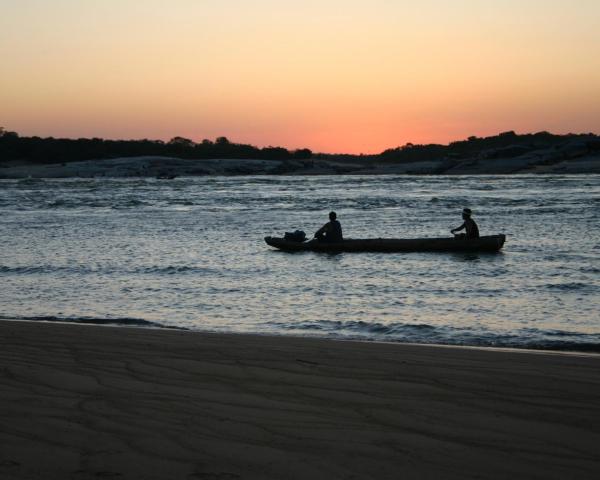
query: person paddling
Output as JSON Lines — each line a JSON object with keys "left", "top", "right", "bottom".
{"left": 451, "top": 208, "right": 479, "bottom": 239}
{"left": 314, "top": 211, "right": 343, "bottom": 243}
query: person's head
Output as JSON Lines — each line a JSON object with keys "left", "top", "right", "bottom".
{"left": 329, "top": 211, "right": 337, "bottom": 221}
{"left": 462, "top": 208, "right": 472, "bottom": 220}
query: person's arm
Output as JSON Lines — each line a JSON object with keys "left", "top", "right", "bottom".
{"left": 314, "top": 223, "right": 329, "bottom": 237}
{"left": 451, "top": 222, "right": 466, "bottom": 234}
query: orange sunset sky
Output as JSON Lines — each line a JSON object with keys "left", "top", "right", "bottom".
{"left": 1, "top": 0, "right": 599, "bottom": 153}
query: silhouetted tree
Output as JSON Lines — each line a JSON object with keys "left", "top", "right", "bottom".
{"left": 293, "top": 148, "right": 312, "bottom": 159}
{"left": 168, "top": 136, "right": 194, "bottom": 147}
{"left": 260, "top": 146, "right": 290, "bottom": 160}
{"left": 0, "top": 128, "right": 18, "bottom": 139}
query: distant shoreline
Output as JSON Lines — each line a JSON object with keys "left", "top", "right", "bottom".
{"left": 2, "top": 130, "right": 600, "bottom": 177}
{"left": 1, "top": 152, "right": 600, "bottom": 178}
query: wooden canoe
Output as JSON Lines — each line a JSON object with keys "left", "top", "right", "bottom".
{"left": 264, "top": 234, "right": 506, "bottom": 253}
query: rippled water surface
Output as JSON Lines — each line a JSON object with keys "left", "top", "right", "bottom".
{"left": 1, "top": 175, "right": 599, "bottom": 351}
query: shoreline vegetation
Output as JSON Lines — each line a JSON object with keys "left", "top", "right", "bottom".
{"left": 1, "top": 128, "right": 600, "bottom": 177}
{"left": 1, "top": 320, "right": 599, "bottom": 479}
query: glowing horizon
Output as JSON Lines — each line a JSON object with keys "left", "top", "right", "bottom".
{"left": 2, "top": 0, "right": 599, "bottom": 154}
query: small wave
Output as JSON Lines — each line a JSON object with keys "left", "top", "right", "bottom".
{"left": 140, "top": 265, "right": 217, "bottom": 275}
{"left": 0, "top": 264, "right": 131, "bottom": 275}
{"left": 272, "top": 319, "right": 458, "bottom": 337}
{"left": 545, "top": 282, "right": 596, "bottom": 291}
{"left": 264, "top": 320, "right": 600, "bottom": 352}
{"left": 39, "top": 198, "right": 151, "bottom": 209}
{"left": 167, "top": 199, "right": 195, "bottom": 206}
{"left": 0, "top": 264, "right": 217, "bottom": 276}
{"left": 17, "top": 178, "right": 46, "bottom": 185}
{"left": 112, "top": 199, "right": 149, "bottom": 208}
{"left": 45, "top": 199, "right": 109, "bottom": 209}
{"left": 0, "top": 265, "right": 95, "bottom": 275}
{"left": 0, "top": 315, "right": 186, "bottom": 330}
{"left": 523, "top": 328, "right": 596, "bottom": 338}
{"left": 580, "top": 266, "right": 600, "bottom": 274}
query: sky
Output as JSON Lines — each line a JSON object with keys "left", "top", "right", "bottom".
{"left": 1, "top": 0, "right": 599, "bottom": 153}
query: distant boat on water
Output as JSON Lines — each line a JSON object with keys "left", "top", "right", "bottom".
{"left": 265, "top": 234, "right": 506, "bottom": 253}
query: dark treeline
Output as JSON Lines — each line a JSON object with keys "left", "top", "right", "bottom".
{"left": 0, "top": 129, "right": 312, "bottom": 165}
{"left": 371, "top": 130, "right": 600, "bottom": 164}
{"left": 1, "top": 127, "right": 598, "bottom": 165}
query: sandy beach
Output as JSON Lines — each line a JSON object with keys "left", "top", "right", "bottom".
{"left": 0, "top": 321, "right": 599, "bottom": 480}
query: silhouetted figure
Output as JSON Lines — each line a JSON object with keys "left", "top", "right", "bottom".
{"left": 451, "top": 208, "right": 479, "bottom": 239}
{"left": 315, "top": 211, "right": 343, "bottom": 243}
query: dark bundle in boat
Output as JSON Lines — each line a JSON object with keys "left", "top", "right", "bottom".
{"left": 264, "top": 234, "right": 506, "bottom": 253}
{"left": 283, "top": 230, "right": 306, "bottom": 242}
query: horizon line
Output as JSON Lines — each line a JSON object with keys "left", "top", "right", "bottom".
{"left": 3, "top": 128, "right": 599, "bottom": 156}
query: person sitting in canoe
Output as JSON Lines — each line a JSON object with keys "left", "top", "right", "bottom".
{"left": 451, "top": 208, "right": 479, "bottom": 239}
{"left": 314, "top": 211, "right": 343, "bottom": 243}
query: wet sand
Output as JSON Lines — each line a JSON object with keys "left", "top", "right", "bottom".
{"left": 0, "top": 320, "right": 599, "bottom": 479}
